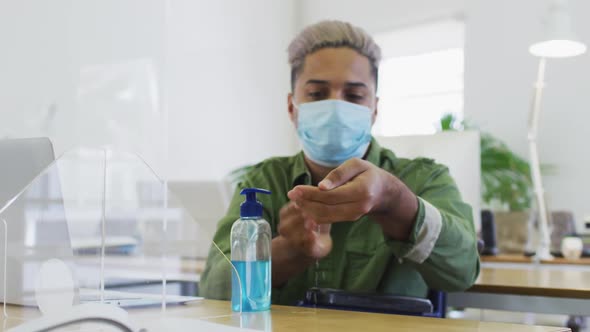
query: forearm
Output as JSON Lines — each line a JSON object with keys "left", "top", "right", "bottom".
{"left": 376, "top": 164, "right": 480, "bottom": 291}
{"left": 411, "top": 211, "right": 480, "bottom": 291}
{"left": 271, "top": 235, "right": 315, "bottom": 287}
{"left": 387, "top": 198, "right": 479, "bottom": 291}
{"left": 372, "top": 173, "right": 419, "bottom": 241}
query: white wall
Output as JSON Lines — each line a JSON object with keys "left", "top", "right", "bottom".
{"left": 0, "top": 0, "right": 298, "bottom": 182}
{"left": 465, "top": 0, "right": 590, "bottom": 231}
{"left": 299, "top": 0, "right": 466, "bottom": 34}
{"left": 165, "top": 0, "right": 298, "bottom": 180}
{"left": 0, "top": 0, "right": 169, "bottom": 172}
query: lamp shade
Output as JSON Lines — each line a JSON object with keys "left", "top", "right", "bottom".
{"left": 529, "top": 0, "right": 587, "bottom": 58}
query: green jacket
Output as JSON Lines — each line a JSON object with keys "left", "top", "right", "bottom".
{"left": 200, "top": 138, "right": 480, "bottom": 305}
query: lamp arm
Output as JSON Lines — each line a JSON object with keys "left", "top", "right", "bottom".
{"left": 528, "top": 57, "right": 553, "bottom": 260}
{"left": 529, "top": 58, "right": 546, "bottom": 134}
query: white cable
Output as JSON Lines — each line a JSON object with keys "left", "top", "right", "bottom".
{"left": 2, "top": 218, "right": 7, "bottom": 318}
{"left": 7, "top": 303, "right": 140, "bottom": 332}
{"left": 30, "top": 317, "right": 140, "bottom": 332}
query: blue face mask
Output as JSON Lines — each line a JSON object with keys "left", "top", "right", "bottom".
{"left": 294, "top": 99, "right": 373, "bottom": 167}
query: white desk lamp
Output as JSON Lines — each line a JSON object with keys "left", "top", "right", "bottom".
{"left": 527, "top": 0, "right": 586, "bottom": 260}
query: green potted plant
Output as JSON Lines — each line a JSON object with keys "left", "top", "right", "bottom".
{"left": 439, "top": 114, "right": 534, "bottom": 253}
{"left": 439, "top": 113, "right": 533, "bottom": 211}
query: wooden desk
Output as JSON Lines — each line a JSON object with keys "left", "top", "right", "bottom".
{"left": 471, "top": 267, "right": 590, "bottom": 299}
{"left": 0, "top": 300, "right": 570, "bottom": 332}
{"left": 448, "top": 261, "right": 590, "bottom": 316}
{"left": 481, "top": 254, "right": 590, "bottom": 266}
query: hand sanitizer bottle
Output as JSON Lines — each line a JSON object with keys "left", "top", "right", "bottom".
{"left": 231, "top": 188, "right": 272, "bottom": 312}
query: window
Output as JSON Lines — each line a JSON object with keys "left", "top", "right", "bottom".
{"left": 372, "top": 19, "right": 465, "bottom": 137}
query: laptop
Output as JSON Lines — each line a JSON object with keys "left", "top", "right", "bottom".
{"left": 0, "top": 137, "right": 201, "bottom": 307}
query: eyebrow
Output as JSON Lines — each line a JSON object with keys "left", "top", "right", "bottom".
{"left": 305, "top": 79, "right": 368, "bottom": 88}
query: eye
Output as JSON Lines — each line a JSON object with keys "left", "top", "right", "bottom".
{"left": 307, "top": 91, "right": 327, "bottom": 100}
{"left": 346, "top": 93, "right": 364, "bottom": 102}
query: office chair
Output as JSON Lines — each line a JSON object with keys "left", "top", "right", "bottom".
{"left": 480, "top": 209, "right": 499, "bottom": 255}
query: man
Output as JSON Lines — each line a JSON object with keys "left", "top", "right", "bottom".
{"left": 201, "top": 20, "right": 479, "bottom": 305}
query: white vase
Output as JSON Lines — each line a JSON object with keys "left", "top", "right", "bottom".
{"left": 561, "top": 237, "right": 583, "bottom": 260}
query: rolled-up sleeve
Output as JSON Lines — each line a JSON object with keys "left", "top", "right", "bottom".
{"left": 386, "top": 165, "right": 480, "bottom": 292}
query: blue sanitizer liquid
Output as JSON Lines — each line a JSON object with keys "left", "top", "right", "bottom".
{"left": 231, "top": 260, "right": 271, "bottom": 312}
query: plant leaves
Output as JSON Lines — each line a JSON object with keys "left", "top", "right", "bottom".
{"left": 439, "top": 114, "right": 533, "bottom": 211}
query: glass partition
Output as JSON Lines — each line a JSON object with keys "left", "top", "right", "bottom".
{"left": 1, "top": 147, "right": 243, "bottom": 330}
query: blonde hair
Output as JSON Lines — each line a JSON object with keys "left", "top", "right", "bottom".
{"left": 287, "top": 20, "right": 382, "bottom": 91}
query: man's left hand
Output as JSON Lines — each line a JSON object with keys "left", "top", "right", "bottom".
{"left": 287, "top": 158, "right": 419, "bottom": 241}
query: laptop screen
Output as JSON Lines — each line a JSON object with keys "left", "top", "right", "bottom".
{"left": 0, "top": 138, "right": 55, "bottom": 207}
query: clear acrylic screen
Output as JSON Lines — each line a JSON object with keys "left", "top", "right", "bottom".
{"left": 1, "top": 147, "right": 244, "bottom": 329}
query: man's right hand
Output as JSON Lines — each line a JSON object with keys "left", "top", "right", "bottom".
{"left": 277, "top": 202, "right": 332, "bottom": 259}
{"left": 271, "top": 202, "right": 332, "bottom": 287}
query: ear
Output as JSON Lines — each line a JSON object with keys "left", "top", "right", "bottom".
{"left": 371, "top": 96, "right": 379, "bottom": 125}
{"left": 288, "top": 93, "right": 297, "bottom": 126}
